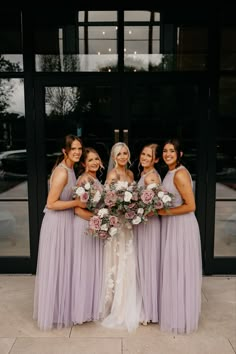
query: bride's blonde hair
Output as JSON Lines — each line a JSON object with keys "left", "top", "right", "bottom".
{"left": 111, "top": 142, "right": 131, "bottom": 167}
{"left": 107, "top": 142, "right": 131, "bottom": 172}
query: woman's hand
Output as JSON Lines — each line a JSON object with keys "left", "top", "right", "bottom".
{"left": 75, "top": 207, "right": 93, "bottom": 221}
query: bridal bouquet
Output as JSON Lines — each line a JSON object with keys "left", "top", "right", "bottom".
{"left": 103, "top": 180, "right": 146, "bottom": 226}
{"left": 73, "top": 178, "right": 103, "bottom": 211}
{"left": 88, "top": 207, "right": 120, "bottom": 240}
{"left": 137, "top": 183, "right": 174, "bottom": 216}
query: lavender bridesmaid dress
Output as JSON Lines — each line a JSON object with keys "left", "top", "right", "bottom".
{"left": 72, "top": 177, "right": 104, "bottom": 324}
{"left": 33, "top": 163, "right": 76, "bottom": 330}
{"left": 160, "top": 166, "right": 202, "bottom": 334}
{"left": 134, "top": 169, "right": 161, "bottom": 323}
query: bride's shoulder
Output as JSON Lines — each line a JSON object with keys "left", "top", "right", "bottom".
{"left": 106, "top": 168, "right": 118, "bottom": 183}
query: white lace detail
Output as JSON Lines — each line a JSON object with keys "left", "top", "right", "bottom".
{"left": 99, "top": 222, "right": 141, "bottom": 332}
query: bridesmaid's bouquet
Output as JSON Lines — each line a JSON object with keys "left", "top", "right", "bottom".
{"left": 103, "top": 180, "right": 147, "bottom": 227}
{"left": 73, "top": 178, "right": 103, "bottom": 211}
{"left": 137, "top": 183, "right": 174, "bottom": 216}
{"left": 88, "top": 208, "right": 120, "bottom": 240}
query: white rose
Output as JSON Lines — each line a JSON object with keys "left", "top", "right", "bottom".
{"left": 84, "top": 182, "right": 91, "bottom": 190}
{"left": 101, "top": 223, "right": 108, "bottom": 231}
{"left": 115, "top": 181, "right": 128, "bottom": 190}
{"left": 147, "top": 183, "right": 158, "bottom": 190}
{"left": 93, "top": 190, "right": 101, "bottom": 203}
{"left": 109, "top": 227, "right": 118, "bottom": 237}
{"left": 162, "top": 195, "right": 172, "bottom": 203}
{"left": 98, "top": 208, "right": 109, "bottom": 217}
{"left": 157, "top": 191, "right": 165, "bottom": 198}
{"left": 132, "top": 216, "right": 141, "bottom": 225}
{"left": 137, "top": 208, "right": 144, "bottom": 215}
{"left": 75, "top": 186, "right": 85, "bottom": 196}
{"left": 124, "top": 191, "right": 132, "bottom": 202}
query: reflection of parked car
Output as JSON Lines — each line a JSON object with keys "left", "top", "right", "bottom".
{"left": 0, "top": 149, "right": 61, "bottom": 179}
{"left": 0, "top": 150, "right": 27, "bottom": 179}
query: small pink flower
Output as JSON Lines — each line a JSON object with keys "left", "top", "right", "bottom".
{"left": 128, "top": 203, "right": 136, "bottom": 209}
{"left": 155, "top": 200, "right": 164, "bottom": 209}
{"left": 98, "top": 231, "right": 108, "bottom": 239}
{"left": 80, "top": 192, "right": 89, "bottom": 203}
{"left": 125, "top": 211, "right": 136, "bottom": 219}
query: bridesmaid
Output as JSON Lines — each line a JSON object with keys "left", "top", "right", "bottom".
{"left": 134, "top": 143, "right": 161, "bottom": 325}
{"left": 33, "top": 134, "right": 83, "bottom": 330}
{"left": 158, "top": 138, "right": 202, "bottom": 334}
{"left": 72, "top": 147, "right": 104, "bottom": 324}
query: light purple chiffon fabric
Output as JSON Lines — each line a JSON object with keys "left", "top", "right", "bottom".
{"left": 160, "top": 166, "right": 202, "bottom": 334}
{"left": 33, "top": 164, "right": 76, "bottom": 330}
{"left": 72, "top": 215, "right": 103, "bottom": 324}
{"left": 134, "top": 171, "right": 161, "bottom": 323}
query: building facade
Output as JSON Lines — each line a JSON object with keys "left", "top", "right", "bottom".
{"left": 0, "top": 5, "right": 235, "bottom": 274}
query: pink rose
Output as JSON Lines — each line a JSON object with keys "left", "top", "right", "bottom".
{"left": 109, "top": 215, "right": 119, "bottom": 226}
{"left": 104, "top": 191, "right": 118, "bottom": 207}
{"left": 141, "top": 189, "right": 155, "bottom": 204}
{"left": 89, "top": 216, "right": 101, "bottom": 231}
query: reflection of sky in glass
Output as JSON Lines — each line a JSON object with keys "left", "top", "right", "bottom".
{"left": 78, "top": 11, "right": 117, "bottom": 22}
{"left": 124, "top": 11, "right": 160, "bottom": 21}
{"left": 4, "top": 79, "right": 25, "bottom": 115}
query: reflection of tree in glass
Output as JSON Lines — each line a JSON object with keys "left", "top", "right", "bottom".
{"left": 38, "top": 54, "right": 80, "bottom": 72}
{"left": 99, "top": 54, "right": 175, "bottom": 72}
{"left": 0, "top": 56, "right": 21, "bottom": 113}
{"left": 46, "top": 87, "right": 81, "bottom": 116}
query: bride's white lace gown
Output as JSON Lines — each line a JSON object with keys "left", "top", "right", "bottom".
{"left": 100, "top": 199, "right": 141, "bottom": 332}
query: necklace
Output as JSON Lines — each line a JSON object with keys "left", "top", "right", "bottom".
{"left": 143, "top": 168, "right": 154, "bottom": 176}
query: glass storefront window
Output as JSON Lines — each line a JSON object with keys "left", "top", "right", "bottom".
{"left": 176, "top": 26, "right": 208, "bottom": 71}
{"left": 220, "top": 27, "right": 236, "bottom": 70}
{"left": 0, "top": 11, "right": 23, "bottom": 72}
{"left": 214, "top": 77, "right": 236, "bottom": 257}
{"left": 0, "top": 79, "right": 30, "bottom": 256}
{"left": 35, "top": 11, "right": 118, "bottom": 72}
{"left": 35, "top": 11, "right": 208, "bottom": 72}
{"left": 124, "top": 11, "right": 160, "bottom": 22}
{"left": 78, "top": 11, "right": 117, "bottom": 22}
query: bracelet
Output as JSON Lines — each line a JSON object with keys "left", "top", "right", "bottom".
{"left": 166, "top": 209, "right": 173, "bottom": 216}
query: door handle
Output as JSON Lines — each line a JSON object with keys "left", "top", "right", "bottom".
{"left": 114, "top": 129, "right": 119, "bottom": 143}
{"left": 123, "top": 129, "right": 128, "bottom": 145}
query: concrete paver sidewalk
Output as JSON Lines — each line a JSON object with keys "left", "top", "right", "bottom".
{"left": 0, "top": 276, "right": 235, "bottom": 354}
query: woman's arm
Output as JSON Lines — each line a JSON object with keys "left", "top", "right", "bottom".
{"left": 46, "top": 168, "right": 83, "bottom": 210}
{"left": 158, "top": 169, "right": 196, "bottom": 216}
{"left": 75, "top": 207, "right": 93, "bottom": 221}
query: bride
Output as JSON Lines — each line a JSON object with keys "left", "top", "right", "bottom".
{"left": 99, "top": 142, "right": 141, "bottom": 332}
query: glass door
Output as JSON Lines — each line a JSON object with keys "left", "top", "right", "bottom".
{"left": 33, "top": 75, "right": 210, "bottom": 274}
